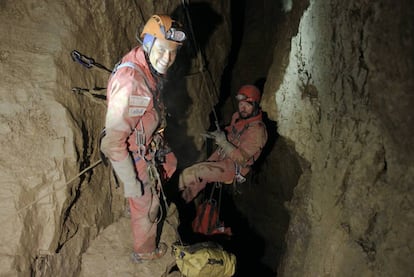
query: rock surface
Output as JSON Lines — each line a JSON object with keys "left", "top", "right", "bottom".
{"left": 0, "top": 0, "right": 413, "bottom": 276}
{"left": 80, "top": 205, "right": 180, "bottom": 277}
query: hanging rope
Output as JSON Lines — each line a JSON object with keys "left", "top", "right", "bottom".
{"left": 209, "top": 182, "right": 223, "bottom": 230}
{"left": 181, "top": 0, "right": 221, "bottom": 131}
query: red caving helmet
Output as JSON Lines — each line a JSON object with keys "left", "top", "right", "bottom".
{"left": 235, "top": 85, "right": 261, "bottom": 103}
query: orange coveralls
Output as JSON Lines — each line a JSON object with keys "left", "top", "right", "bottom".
{"left": 100, "top": 46, "right": 176, "bottom": 253}
{"left": 179, "top": 111, "right": 268, "bottom": 203}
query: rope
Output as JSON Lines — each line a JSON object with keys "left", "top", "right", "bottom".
{"left": 0, "top": 159, "right": 103, "bottom": 226}
{"left": 216, "top": 182, "right": 223, "bottom": 223}
{"left": 147, "top": 161, "right": 165, "bottom": 224}
{"left": 146, "top": 159, "right": 184, "bottom": 246}
{"left": 181, "top": 0, "right": 221, "bottom": 131}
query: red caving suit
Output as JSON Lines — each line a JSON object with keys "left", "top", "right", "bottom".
{"left": 179, "top": 111, "right": 268, "bottom": 202}
{"left": 100, "top": 46, "right": 176, "bottom": 254}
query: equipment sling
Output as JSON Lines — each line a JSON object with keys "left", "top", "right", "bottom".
{"left": 192, "top": 182, "right": 232, "bottom": 236}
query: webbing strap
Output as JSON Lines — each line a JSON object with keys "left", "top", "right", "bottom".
{"left": 115, "top": 61, "right": 140, "bottom": 72}
{"left": 112, "top": 61, "right": 154, "bottom": 99}
{"left": 113, "top": 61, "right": 151, "bottom": 160}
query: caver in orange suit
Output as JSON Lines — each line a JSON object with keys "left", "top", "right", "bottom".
{"left": 179, "top": 85, "right": 268, "bottom": 203}
{"left": 100, "top": 14, "right": 186, "bottom": 259}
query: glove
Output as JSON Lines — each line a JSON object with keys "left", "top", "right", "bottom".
{"left": 213, "top": 130, "right": 227, "bottom": 146}
{"left": 209, "top": 130, "right": 235, "bottom": 154}
{"left": 111, "top": 157, "right": 143, "bottom": 198}
{"left": 219, "top": 139, "right": 235, "bottom": 154}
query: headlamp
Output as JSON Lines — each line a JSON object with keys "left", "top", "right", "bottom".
{"left": 236, "top": 94, "right": 246, "bottom": 101}
{"left": 165, "top": 28, "right": 186, "bottom": 42}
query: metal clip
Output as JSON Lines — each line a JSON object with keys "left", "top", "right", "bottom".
{"left": 235, "top": 173, "right": 246, "bottom": 184}
{"left": 135, "top": 125, "right": 146, "bottom": 158}
{"left": 234, "top": 163, "right": 246, "bottom": 184}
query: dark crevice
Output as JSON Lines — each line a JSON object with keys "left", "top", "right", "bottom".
{"left": 55, "top": 122, "right": 90, "bottom": 253}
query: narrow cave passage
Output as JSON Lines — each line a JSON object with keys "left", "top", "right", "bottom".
{"left": 164, "top": 1, "right": 304, "bottom": 276}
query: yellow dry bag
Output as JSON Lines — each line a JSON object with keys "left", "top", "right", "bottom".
{"left": 172, "top": 241, "right": 236, "bottom": 277}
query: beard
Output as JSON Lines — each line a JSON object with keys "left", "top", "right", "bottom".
{"left": 239, "top": 110, "right": 252, "bottom": 119}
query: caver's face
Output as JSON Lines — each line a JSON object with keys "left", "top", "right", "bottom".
{"left": 149, "top": 39, "right": 178, "bottom": 74}
{"left": 238, "top": 100, "right": 254, "bottom": 119}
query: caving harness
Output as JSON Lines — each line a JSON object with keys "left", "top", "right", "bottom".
{"left": 218, "top": 119, "right": 266, "bottom": 192}
{"left": 107, "top": 60, "right": 171, "bottom": 223}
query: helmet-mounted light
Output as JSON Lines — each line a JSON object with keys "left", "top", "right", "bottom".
{"left": 235, "top": 93, "right": 255, "bottom": 103}
{"left": 165, "top": 27, "right": 186, "bottom": 42}
{"left": 141, "top": 15, "right": 186, "bottom": 45}
{"left": 236, "top": 93, "right": 248, "bottom": 102}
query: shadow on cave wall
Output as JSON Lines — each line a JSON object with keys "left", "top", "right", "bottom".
{"left": 163, "top": 2, "right": 223, "bottom": 169}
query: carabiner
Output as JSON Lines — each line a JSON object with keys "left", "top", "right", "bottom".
{"left": 71, "top": 50, "right": 95, "bottom": 69}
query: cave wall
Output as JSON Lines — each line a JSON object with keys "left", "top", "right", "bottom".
{"left": 1, "top": 0, "right": 413, "bottom": 276}
{"left": 260, "top": 0, "right": 414, "bottom": 276}
{"left": 0, "top": 1, "right": 145, "bottom": 275}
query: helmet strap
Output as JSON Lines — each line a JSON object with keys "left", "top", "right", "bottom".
{"left": 251, "top": 102, "right": 260, "bottom": 117}
{"left": 143, "top": 35, "right": 155, "bottom": 53}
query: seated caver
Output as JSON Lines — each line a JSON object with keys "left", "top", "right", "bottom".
{"left": 179, "top": 85, "right": 268, "bottom": 203}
